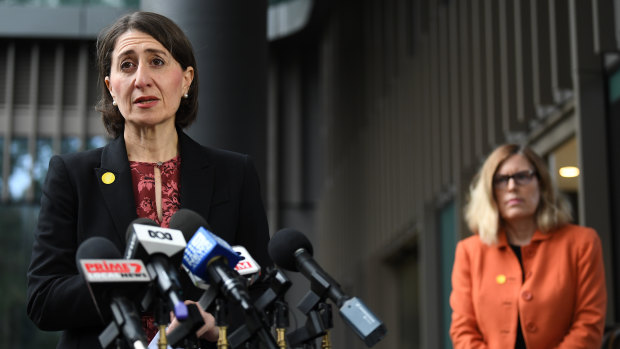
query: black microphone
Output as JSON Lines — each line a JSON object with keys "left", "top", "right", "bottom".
{"left": 124, "top": 217, "right": 188, "bottom": 320}
{"left": 76, "top": 236, "right": 149, "bottom": 349}
{"left": 169, "top": 208, "right": 279, "bottom": 349}
{"left": 268, "top": 228, "right": 387, "bottom": 347}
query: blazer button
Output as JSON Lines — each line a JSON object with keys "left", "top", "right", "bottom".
{"left": 526, "top": 322, "right": 538, "bottom": 332}
{"left": 521, "top": 290, "right": 533, "bottom": 301}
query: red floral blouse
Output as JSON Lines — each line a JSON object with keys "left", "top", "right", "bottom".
{"left": 129, "top": 155, "right": 181, "bottom": 228}
{"left": 129, "top": 155, "right": 181, "bottom": 341}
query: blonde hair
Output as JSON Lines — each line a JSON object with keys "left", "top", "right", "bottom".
{"left": 464, "top": 144, "right": 572, "bottom": 245}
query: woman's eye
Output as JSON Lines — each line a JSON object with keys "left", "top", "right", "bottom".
{"left": 514, "top": 173, "right": 527, "bottom": 181}
{"left": 152, "top": 58, "right": 164, "bottom": 66}
{"left": 495, "top": 176, "right": 509, "bottom": 184}
{"left": 120, "top": 61, "right": 135, "bottom": 70}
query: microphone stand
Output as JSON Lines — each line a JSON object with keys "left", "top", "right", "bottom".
{"left": 228, "top": 267, "right": 290, "bottom": 349}
{"left": 287, "top": 290, "right": 333, "bottom": 349}
{"left": 274, "top": 299, "right": 290, "bottom": 349}
{"left": 317, "top": 303, "right": 333, "bottom": 349}
{"left": 154, "top": 296, "right": 171, "bottom": 349}
{"left": 97, "top": 298, "right": 148, "bottom": 349}
{"left": 98, "top": 321, "right": 132, "bottom": 349}
{"left": 216, "top": 297, "right": 230, "bottom": 349}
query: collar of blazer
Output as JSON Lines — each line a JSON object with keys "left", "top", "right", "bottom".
{"left": 95, "top": 129, "right": 215, "bottom": 243}
{"left": 496, "top": 228, "right": 553, "bottom": 249}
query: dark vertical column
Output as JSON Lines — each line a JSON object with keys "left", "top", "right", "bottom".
{"left": 498, "top": 0, "right": 519, "bottom": 134}
{"left": 549, "top": 0, "right": 573, "bottom": 102}
{"left": 484, "top": 0, "right": 502, "bottom": 148}
{"left": 140, "top": 0, "right": 268, "bottom": 185}
{"left": 569, "top": 0, "right": 615, "bottom": 322}
{"left": 514, "top": 0, "right": 535, "bottom": 124}
{"left": 530, "top": 0, "right": 555, "bottom": 116}
{"left": 607, "top": 63, "right": 620, "bottom": 323}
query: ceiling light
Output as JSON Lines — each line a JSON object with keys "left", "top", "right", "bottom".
{"left": 559, "top": 166, "right": 580, "bottom": 178}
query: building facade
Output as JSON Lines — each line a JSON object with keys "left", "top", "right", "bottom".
{"left": 268, "top": 0, "right": 620, "bottom": 348}
{"left": 1, "top": 0, "right": 619, "bottom": 348}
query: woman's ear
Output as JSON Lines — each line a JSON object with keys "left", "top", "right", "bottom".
{"left": 104, "top": 76, "right": 115, "bottom": 100}
{"left": 183, "top": 67, "right": 194, "bottom": 94}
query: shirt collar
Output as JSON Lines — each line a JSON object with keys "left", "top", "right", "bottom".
{"left": 497, "top": 228, "right": 551, "bottom": 248}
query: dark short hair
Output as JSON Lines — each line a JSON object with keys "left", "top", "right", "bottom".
{"left": 95, "top": 11, "right": 199, "bottom": 138}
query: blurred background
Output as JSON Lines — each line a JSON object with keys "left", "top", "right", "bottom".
{"left": 0, "top": 0, "right": 619, "bottom": 348}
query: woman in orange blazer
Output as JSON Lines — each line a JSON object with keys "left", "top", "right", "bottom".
{"left": 450, "top": 144, "right": 607, "bottom": 349}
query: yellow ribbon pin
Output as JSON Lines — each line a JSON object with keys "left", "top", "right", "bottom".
{"left": 101, "top": 172, "right": 115, "bottom": 184}
{"left": 496, "top": 274, "right": 507, "bottom": 284}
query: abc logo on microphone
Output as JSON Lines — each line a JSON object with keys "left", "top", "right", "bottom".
{"left": 148, "top": 229, "right": 173, "bottom": 240}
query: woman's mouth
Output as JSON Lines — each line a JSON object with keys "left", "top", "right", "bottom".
{"left": 506, "top": 198, "right": 522, "bottom": 206}
{"left": 134, "top": 96, "right": 159, "bottom": 107}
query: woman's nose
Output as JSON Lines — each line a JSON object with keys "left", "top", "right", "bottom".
{"left": 134, "top": 63, "right": 152, "bottom": 88}
{"left": 506, "top": 177, "right": 517, "bottom": 190}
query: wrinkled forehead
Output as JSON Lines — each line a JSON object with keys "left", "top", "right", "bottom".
{"left": 112, "top": 30, "right": 169, "bottom": 59}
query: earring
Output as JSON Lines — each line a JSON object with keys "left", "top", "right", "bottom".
{"left": 183, "top": 93, "right": 189, "bottom": 99}
{"left": 112, "top": 100, "right": 117, "bottom": 106}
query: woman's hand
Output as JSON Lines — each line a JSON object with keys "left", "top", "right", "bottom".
{"left": 166, "top": 300, "right": 219, "bottom": 342}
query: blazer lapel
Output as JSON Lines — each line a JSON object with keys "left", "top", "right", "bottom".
{"left": 94, "top": 131, "right": 214, "bottom": 243}
{"left": 178, "top": 131, "right": 214, "bottom": 219}
{"left": 96, "top": 136, "right": 137, "bottom": 244}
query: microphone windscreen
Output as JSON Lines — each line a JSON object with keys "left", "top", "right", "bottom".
{"left": 125, "top": 217, "right": 158, "bottom": 243}
{"left": 169, "top": 208, "right": 211, "bottom": 241}
{"left": 76, "top": 236, "right": 122, "bottom": 265}
{"left": 268, "top": 228, "right": 314, "bottom": 272}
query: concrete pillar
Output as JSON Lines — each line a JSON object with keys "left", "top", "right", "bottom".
{"left": 140, "top": 0, "right": 268, "bottom": 184}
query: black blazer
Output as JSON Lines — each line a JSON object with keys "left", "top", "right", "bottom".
{"left": 26, "top": 131, "right": 271, "bottom": 348}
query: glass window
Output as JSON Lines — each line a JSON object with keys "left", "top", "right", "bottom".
{"left": 0, "top": 0, "right": 139, "bottom": 7}
{"left": 549, "top": 137, "right": 579, "bottom": 224}
{"left": 38, "top": 42, "right": 57, "bottom": 106}
{"left": 0, "top": 42, "right": 6, "bottom": 105}
{"left": 61, "top": 136, "right": 81, "bottom": 153}
{"left": 0, "top": 204, "right": 61, "bottom": 347}
{"left": 87, "top": 135, "right": 107, "bottom": 150}
{"left": 33, "top": 139, "right": 53, "bottom": 202}
{"left": 14, "top": 44, "right": 31, "bottom": 105}
{"left": 610, "top": 69, "right": 620, "bottom": 104}
{"left": 8, "top": 138, "right": 31, "bottom": 202}
{"left": 62, "top": 44, "right": 79, "bottom": 108}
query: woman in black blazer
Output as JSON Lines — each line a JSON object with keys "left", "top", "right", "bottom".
{"left": 26, "top": 12, "right": 271, "bottom": 348}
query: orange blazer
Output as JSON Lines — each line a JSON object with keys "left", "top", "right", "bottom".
{"left": 450, "top": 224, "right": 606, "bottom": 349}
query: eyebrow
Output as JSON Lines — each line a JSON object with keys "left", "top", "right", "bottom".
{"left": 495, "top": 169, "right": 534, "bottom": 176}
{"left": 116, "top": 48, "right": 169, "bottom": 60}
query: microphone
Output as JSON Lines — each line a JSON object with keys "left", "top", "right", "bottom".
{"left": 184, "top": 245, "right": 262, "bottom": 311}
{"left": 232, "top": 245, "right": 262, "bottom": 285}
{"left": 76, "top": 236, "right": 149, "bottom": 349}
{"left": 170, "top": 208, "right": 279, "bottom": 349}
{"left": 124, "top": 217, "right": 188, "bottom": 319}
{"left": 169, "top": 209, "right": 251, "bottom": 309}
{"left": 184, "top": 246, "right": 261, "bottom": 288}
{"left": 268, "top": 228, "right": 387, "bottom": 347}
